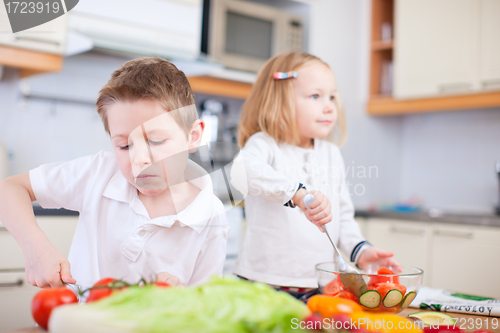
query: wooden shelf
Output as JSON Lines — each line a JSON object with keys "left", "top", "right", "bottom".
{"left": 367, "top": 91, "right": 500, "bottom": 115}
{"left": 371, "top": 40, "right": 393, "bottom": 51}
{"left": 0, "top": 45, "right": 63, "bottom": 78}
{"left": 187, "top": 76, "right": 253, "bottom": 99}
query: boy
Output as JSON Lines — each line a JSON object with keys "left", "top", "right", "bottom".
{"left": 0, "top": 57, "right": 229, "bottom": 288}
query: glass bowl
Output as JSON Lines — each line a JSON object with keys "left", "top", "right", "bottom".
{"left": 315, "top": 262, "right": 423, "bottom": 314}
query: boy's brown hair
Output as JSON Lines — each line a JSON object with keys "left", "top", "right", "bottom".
{"left": 96, "top": 57, "right": 197, "bottom": 136}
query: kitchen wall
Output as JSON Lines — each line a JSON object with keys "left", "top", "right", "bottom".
{"left": 0, "top": 0, "right": 499, "bottom": 214}
{"left": 308, "top": 0, "right": 500, "bottom": 214}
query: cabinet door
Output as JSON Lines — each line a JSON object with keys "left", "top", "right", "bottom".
{"left": 0, "top": 270, "right": 39, "bottom": 332}
{"left": 0, "top": 5, "right": 67, "bottom": 55}
{"left": 430, "top": 223, "right": 500, "bottom": 298}
{"left": 394, "top": 0, "right": 478, "bottom": 99}
{"left": 479, "top": 0, "right": 500, "bottom": 91}
{"left": 365, "top": 218, "right": 431, "bottom": 285}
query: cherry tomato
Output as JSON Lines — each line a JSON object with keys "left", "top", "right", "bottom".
{"left": 155, "top": 281, "right": 171, "bottom": 287}
{"left": 31, "top": 287, "right": 78, "bottom": 330}
{"left": 86, "top": 277, "right": 122, "bottom": 302}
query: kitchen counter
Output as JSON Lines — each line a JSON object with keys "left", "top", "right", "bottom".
{"left": 355, "top": 210, "right": 500, "bottom": 228}
{"left": 9, "top": 310, "right": 500, "bottom": 333}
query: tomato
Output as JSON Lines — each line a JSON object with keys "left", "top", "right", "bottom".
{"left": 86, "top": 277, "right": 124, "bottom": 302}
{"left": 155, "top": 281, "right": 171, "bottom": 287}
{"left": 368, "top": 268, "right": 400, "bottom": 286}
{"left": 337, "top": 290, "right": 358, "bottom": 302}
{"left": 31, "top": 287, "right": 78, "bottom": 330}
{"left": 323, "top": 279, "right": 341, "bottom": 296}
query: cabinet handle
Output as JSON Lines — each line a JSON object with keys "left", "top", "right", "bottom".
{"left": 0, "top": 227, "right": 8, "bottom": 232}
{"left": 433, "top": 229, "right": 473, "bottom": 239}
{"left": 389, "top": 226, "right": 426, "bottom": 235}
{"left": 14, "top": 36, "right": 60, "bottom": 46}
{"left": 438, "top": 83, "right": 472, "bottom": 94}
{"left": 0, "top": 279, "right": 23, "bottom": 288}
{"left": 482, "top": 79, "right": 500, "bottom": 89}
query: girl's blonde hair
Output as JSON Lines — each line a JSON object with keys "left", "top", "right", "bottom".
{"left": 238, "top": 52, "right": 346, "bottom": 147}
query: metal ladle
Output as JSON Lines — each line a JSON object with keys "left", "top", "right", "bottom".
{"left": 303, "top": 193, "right": 367, "bottom": 297}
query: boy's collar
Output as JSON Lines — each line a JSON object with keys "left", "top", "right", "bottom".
{"left": 103, "top": 160, "right": 218, "bottom": 233}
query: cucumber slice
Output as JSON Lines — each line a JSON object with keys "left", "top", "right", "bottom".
{"left": 382, "top": 289, "right": 404, "bottom": 308}
{"left": 401, "top": 291, "right": 417, "bottom": 309}
{"left": 359, "top": 290, "right": 381, "bottom": 309}
{"left": 408, "top": 311, "right": 456, "bottom": 327}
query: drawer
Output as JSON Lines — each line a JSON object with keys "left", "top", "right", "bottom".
{"left": 0, "top": 216, "right": 78, "bottom": 270}
{"left": 0, "top": 270, "right": 39, "bottom": 332}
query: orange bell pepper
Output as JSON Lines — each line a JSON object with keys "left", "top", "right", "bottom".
{"left": 307, "top": 295, "right": 363, "bottom": 319}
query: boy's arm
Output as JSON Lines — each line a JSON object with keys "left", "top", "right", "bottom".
{"left": 0, "top": 173, "right": 75, "bottom": 288}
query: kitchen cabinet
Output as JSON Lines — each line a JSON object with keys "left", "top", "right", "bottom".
{"left": 479, "top": 0, "right": 500, "bottom": 91}
{"left": 430, "top": 223, "right": 500, "bottom": 298}
{"left": 0, "top": 216, "right": 78, "bottom": 333}
{"left": 0, "top": 6, "right": 66, "bottom": 77}
{"left": 367, "top": 0, "right": 500, "bottom": 115}
{"left": 363, "top": 218, "right": 431, "bottom": 286}
{"left": 394, "top": 0, "right": 477, "bottom": 99}
{"left": 364, "top": 217, "right": 500, "bottom": 298}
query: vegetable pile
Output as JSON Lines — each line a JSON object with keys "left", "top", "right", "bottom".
{"left": 322, "top": 268, "right": 418, "bottom": 313}
{"left": 48, "top": 277, "right": 310, "bottom": 333}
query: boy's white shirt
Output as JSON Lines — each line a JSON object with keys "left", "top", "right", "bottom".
{"left": 230, "top": 132, "right": 369, "bottom": 288}
{"left": 29, "top": 150, "right": 229, "bottom": 288}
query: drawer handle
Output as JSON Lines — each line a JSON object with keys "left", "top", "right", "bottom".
{"left": 434, "top": 229, "right": 473, "bottom": 239}
{"left": 390, "top": 226, "right": 426, "bottom": 235}
{"left": 14, "top": 36, "right": 61, "bottom": 46}
{"left": 0, "top": 279, "right": 23, "bottom": 288}
{"left": 482, "top": 79, "right": 500, "bottom": 89}
{"left": 439, "top": 82, "right": 472, "bottom": 94}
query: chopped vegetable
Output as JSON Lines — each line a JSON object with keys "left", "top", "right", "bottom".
{"left": 359, "top": 290, "right": 381, "bottom": 309}
{"left": 368, "top": 267, "right": 399, "bottom": 286}
{"left": 408, "top": 311, "right": 456, "bottom": 327}
{"left": 401, "top": 291, "right": 417, "bottom": 309}
{"left": 375, "top": 282, "right": 407, "bottom": 310}
{"left": 323, "top": 278, "right": 341, "bottom": 296}
{"left": 337, "top": 290, "right": 358, "bottom": 302}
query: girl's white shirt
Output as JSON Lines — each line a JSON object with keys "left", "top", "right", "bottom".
{"left": 29, "top": 150, "right": 229, "bottom": 288}
{"left": 230, "top": 132, "right": 369, "bottom": 288}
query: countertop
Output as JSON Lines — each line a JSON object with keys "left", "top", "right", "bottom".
{"left": 355, "top": 209, "right": 500, "bottom": 228}
{"left": 9, "top": 309, "right": 500, "bottom": 333}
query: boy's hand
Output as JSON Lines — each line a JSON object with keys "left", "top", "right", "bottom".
{"left": 24, "top": 241, "right": 76, "bottom": 288}
{"left": 294, "top": 190, "right": 332, "bottom": 227}
{"left": 356, "top": 247, "right": 402, "bottom": 273}
{"left": 156, "top": 271, "right": 181, "bottom": 286}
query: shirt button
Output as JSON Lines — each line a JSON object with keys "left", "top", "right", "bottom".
{"left": 138, "top": 230, "right": 147, "bottom": 237}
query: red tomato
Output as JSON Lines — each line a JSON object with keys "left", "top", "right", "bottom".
{"left": 323, "top": 278, "right": 341, "bottom": 296}
{"left": 86, "top": 277, "right": 120, "bottom": 303}
{"left": 368, "top": 268, "right": 400, "bottom": 286}
{"left": 31, "top": 287, "right": 78, "bottom": 330}
{"left": 155, "top": 281, "right": 171, "bottom": 287}
{"left": 337, "top": 290, "right": 358, "bottom": 302}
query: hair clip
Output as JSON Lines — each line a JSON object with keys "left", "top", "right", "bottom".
{"left": 273, "top": 71, "right": 297, "bottom": 80}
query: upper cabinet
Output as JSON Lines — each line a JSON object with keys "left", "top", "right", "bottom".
{"left": 394, "top": 0, "right": 477, "bottom": 99}
{"left": 480, "top": 0, "right": 500, "bottom": 91}
{"left": 368, "top": 0, "right": 500, "bottom": 115}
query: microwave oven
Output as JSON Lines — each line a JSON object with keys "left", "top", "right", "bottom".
{"left": 202, "top": 0, "right": 305, "bottom": 72}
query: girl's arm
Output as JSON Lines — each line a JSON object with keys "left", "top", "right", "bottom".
{"left": 0, "top": 173, "right": 75, "bottom": 287}
{"left": 230, "top": 134, "right": 300, "bottom": 206}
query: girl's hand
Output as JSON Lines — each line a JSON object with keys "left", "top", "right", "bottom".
{"left": 24, "top": 240, "right": 76, "bottom": 288}
{"left": 156, "top": 271, "right": 181, "bottom": 286}
{"left": 356, "top": 247, "right": 402, "bottom": 273}
{"left": 294, "top": 190, "right": 332, "bottom": 227}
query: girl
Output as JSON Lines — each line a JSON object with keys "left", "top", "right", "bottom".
{"left": 231, "top": 52, "right": 399, "bottom": 295}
